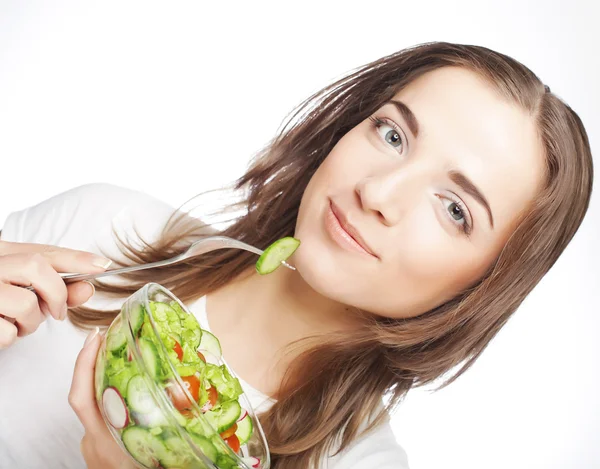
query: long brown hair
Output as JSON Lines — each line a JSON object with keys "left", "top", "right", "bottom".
{"left": 70, "top": 42, "right": 594, "bottom": 468}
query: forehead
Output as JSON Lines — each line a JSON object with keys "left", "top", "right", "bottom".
{"left": 392, "top": 67, "right": 545, "bottom": 233}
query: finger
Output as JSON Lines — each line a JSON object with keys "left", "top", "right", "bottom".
{"left": 66, "top": 281, "right": 95, "bottom": 308}
{"left": 0, "top": 317, "right": 18, "bottom": 349}
{"left": 80, "top": 434, "right": 93, "bottom": 464}
{"left": 0, "top": 241, "right": 112, "bottom": 274}
{"left": 0, "top": 253, "right": 68, "bottom": 320}
{"left": 69, "top": 328, "right": 105, "bottom": 433}
{"left": 0, "top": 282, "right": 45, "bottom": 336}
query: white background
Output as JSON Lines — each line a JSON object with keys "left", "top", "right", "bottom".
{"left": 1, "top": 1, "right": 598, "bottom": 468}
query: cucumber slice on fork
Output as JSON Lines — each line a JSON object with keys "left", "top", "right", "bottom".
{"left": 255, "top": 237, "right": 301, "bottom": 275}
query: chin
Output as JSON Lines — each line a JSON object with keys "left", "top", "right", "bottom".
{"left": 292, "top": 248, "right": 400, "bottom": 318}
{"left": 291, "top": 241, "right": 353, "bottom": 303}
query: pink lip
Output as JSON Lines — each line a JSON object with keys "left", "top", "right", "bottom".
{"left": 326, "top": 200, "right": 378, "bottom": 259}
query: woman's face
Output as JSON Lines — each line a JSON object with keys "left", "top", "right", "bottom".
{"left": 293, "top": 66, "right": 546, "bottom": 319}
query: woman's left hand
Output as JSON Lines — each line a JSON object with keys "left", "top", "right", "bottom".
{"left": 68, "top": 328, "right": 137, "bottom": 469}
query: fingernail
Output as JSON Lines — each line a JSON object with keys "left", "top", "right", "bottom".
{"left": 61, "top": 303, "right": 69, "bottom": 321}
{"left": 83, "top": 280, "right": 96, "bottom": 296}
{"left": 84, "top": 326, "right": 100, "bottom": 347}
{"left": 92, "top": 257, "right": 112, "bottom": 269}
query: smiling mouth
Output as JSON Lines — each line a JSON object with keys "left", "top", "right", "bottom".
{"left": 326, "top": 199, "right": 378, "bottom": 259}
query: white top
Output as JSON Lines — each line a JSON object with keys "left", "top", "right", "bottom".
{"left": 0, "top": 183, "right": 409, "bottom": 469}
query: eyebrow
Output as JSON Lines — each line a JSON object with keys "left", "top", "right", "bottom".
{"left": 448, "top": 170, "right": 495, "bottom": 229}
{"left": 387, "top": 100, "right": 420, "bottom": 138}
{"left": 385, "top": 99, "right": 494, "bottom": 230}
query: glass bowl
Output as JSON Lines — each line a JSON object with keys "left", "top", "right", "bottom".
{"left": 94, "top": 282, "right": 270, "bottom": 469}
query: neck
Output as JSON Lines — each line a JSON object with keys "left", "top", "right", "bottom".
{"left": 216, "top": 263, "right": 361, "bottom": 338}
{"left": 205, "top": 263, "right": 363, "bottom": 394}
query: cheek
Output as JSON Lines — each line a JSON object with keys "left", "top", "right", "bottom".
{"left": 311, "top": 152, "right": 363, "bottom": 196}
{"left": 290, "top": 237, "right": 387, "bottom": 311}
{"left": 291, "top": 247, "right": 345, "bottom": 300}
{"left": 294, "top": 141, "right": 366, "bottom": 249}
{"left": 292, "top": 200, "right": 383, "bottom": 307}
{"left": 372, "top": 216, "right": 499, "bottom": 318}
{"left": 291, "top": 129, "right": 499, "bottom": 318}
{"left": 300, "top": 129, "right": 372, "bottom": 200}
{"left": 377, "top": 224, "right": 495, "bottom": 317}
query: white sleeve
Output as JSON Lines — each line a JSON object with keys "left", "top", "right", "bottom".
{"left": 326, "top": 420, "right": 410, "bottom": 469}
{"left": 0, "top": 183, "right": 178, "bottom": 260}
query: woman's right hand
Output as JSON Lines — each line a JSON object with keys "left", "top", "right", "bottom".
{"left": 0, "top": 240, "right": 113, "bottom": 349}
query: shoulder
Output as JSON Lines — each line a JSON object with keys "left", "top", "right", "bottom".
{"left": 1, "top": 183, "right": 177, "bottom": 250}
{"left": 326, "top": 417, "right": 410, "bottom": 469}
{"left": 8, "top": 182, "right": 160, "bottom": 217}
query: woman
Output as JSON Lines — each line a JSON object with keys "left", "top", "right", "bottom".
{"left": 0, "top": 41, "right": 593, "bottom": 469}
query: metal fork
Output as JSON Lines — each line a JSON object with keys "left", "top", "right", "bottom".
{"left": 24, "top": 236, "right": 295, "bottom": 292}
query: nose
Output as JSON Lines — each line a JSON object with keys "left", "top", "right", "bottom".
{"left": 355, "top": 164, "right": 423, "bottom": 226}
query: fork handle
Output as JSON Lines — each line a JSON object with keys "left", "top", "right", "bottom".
{"left": 21, "top": 264, "right": 159, "bottom": 292}
{"left": 22, "top": 236, "right": 266, "bottom": 292}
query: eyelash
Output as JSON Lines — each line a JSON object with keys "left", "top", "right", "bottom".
{"left": 438, "top": 194, "right": 473, "bottom": 237}
{"left": 368, "top": 116, "right": 406, "bottom": 154}
{"left": 368, "top": 114, "right": 473, "bottom": 237}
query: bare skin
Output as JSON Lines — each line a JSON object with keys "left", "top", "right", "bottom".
{"left": 207, "top": 67, "right": 546, "bottom": 395}
{"left": 69, "top": 66, "right": 548, "bottom": 468}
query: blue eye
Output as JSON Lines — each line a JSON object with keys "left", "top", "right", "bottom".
{"left": 448, "top": 201, "right": 464, "bottom": 221}
{"left": 368, "top": 116, "right": 405, "bottom": 152}
{"left": 437, "top": 194, "right": 473, "bottom": 237}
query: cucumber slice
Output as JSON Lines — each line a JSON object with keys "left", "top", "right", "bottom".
{"left": 129, "top": 303, "right": 145, "bottom": 336}
{"left": 138, "top": 338, "right": 160, "bottom": 379}
{"left": 131, "top": 406, "right": 169, "bottom": 428}
{"left": 160, "top": 435, "right": 194, "bottom": 468}
{"left": 235, "top": 413, "right": 253, "bottom": 445}
{"left": 127, "top": 375, "right": 157, "bottom": 414}
{"left": 204, "top": 400, "right": 241, "bottom": 434}
{"left": 121, "top": 426, "right": 167, "bottom": 468}
{"left": 198, "top": 330, "right": 222, "bottom": 358}
{"left": 189, "top": 434, "right": 218, "bottom": 464}
{"left": 216, "top": 452, "right": 239, "bottom": 469}
{"left": 106, "top": 319, "right": 127, "bottom": 353}
{"left": 255, "top": 237, "right": 300, "bottom": 275}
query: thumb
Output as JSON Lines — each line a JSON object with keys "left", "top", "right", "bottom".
{"left": 66, "top": 281, "right": 96, "bottom": 308}
{"left": 0, "top": 241, "right": 112, "bottom": 273}
{"left": 69, "top": 327, "right": 106, "bottom": 433}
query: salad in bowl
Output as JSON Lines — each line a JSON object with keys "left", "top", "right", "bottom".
{"left": 94, "top": 237, "right": 300, "bottom": 469}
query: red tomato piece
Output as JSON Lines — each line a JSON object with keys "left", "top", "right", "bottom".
{"left": 224, "top": 434, "right": 240, "bottom": 453}
{"left": 182, "top": 375, "right": 200, "bottom": 402}
{"left": 166, "top": 376, "right": 200, "bottom": 411}
{"left": 220, "top": 423, "right": 238, "bottom": 439}
{"left": 173, "top": 341, "right": 183, "bottom": 361}
{"left": 208, "top": 385, "right": 218, "bottom": 407}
